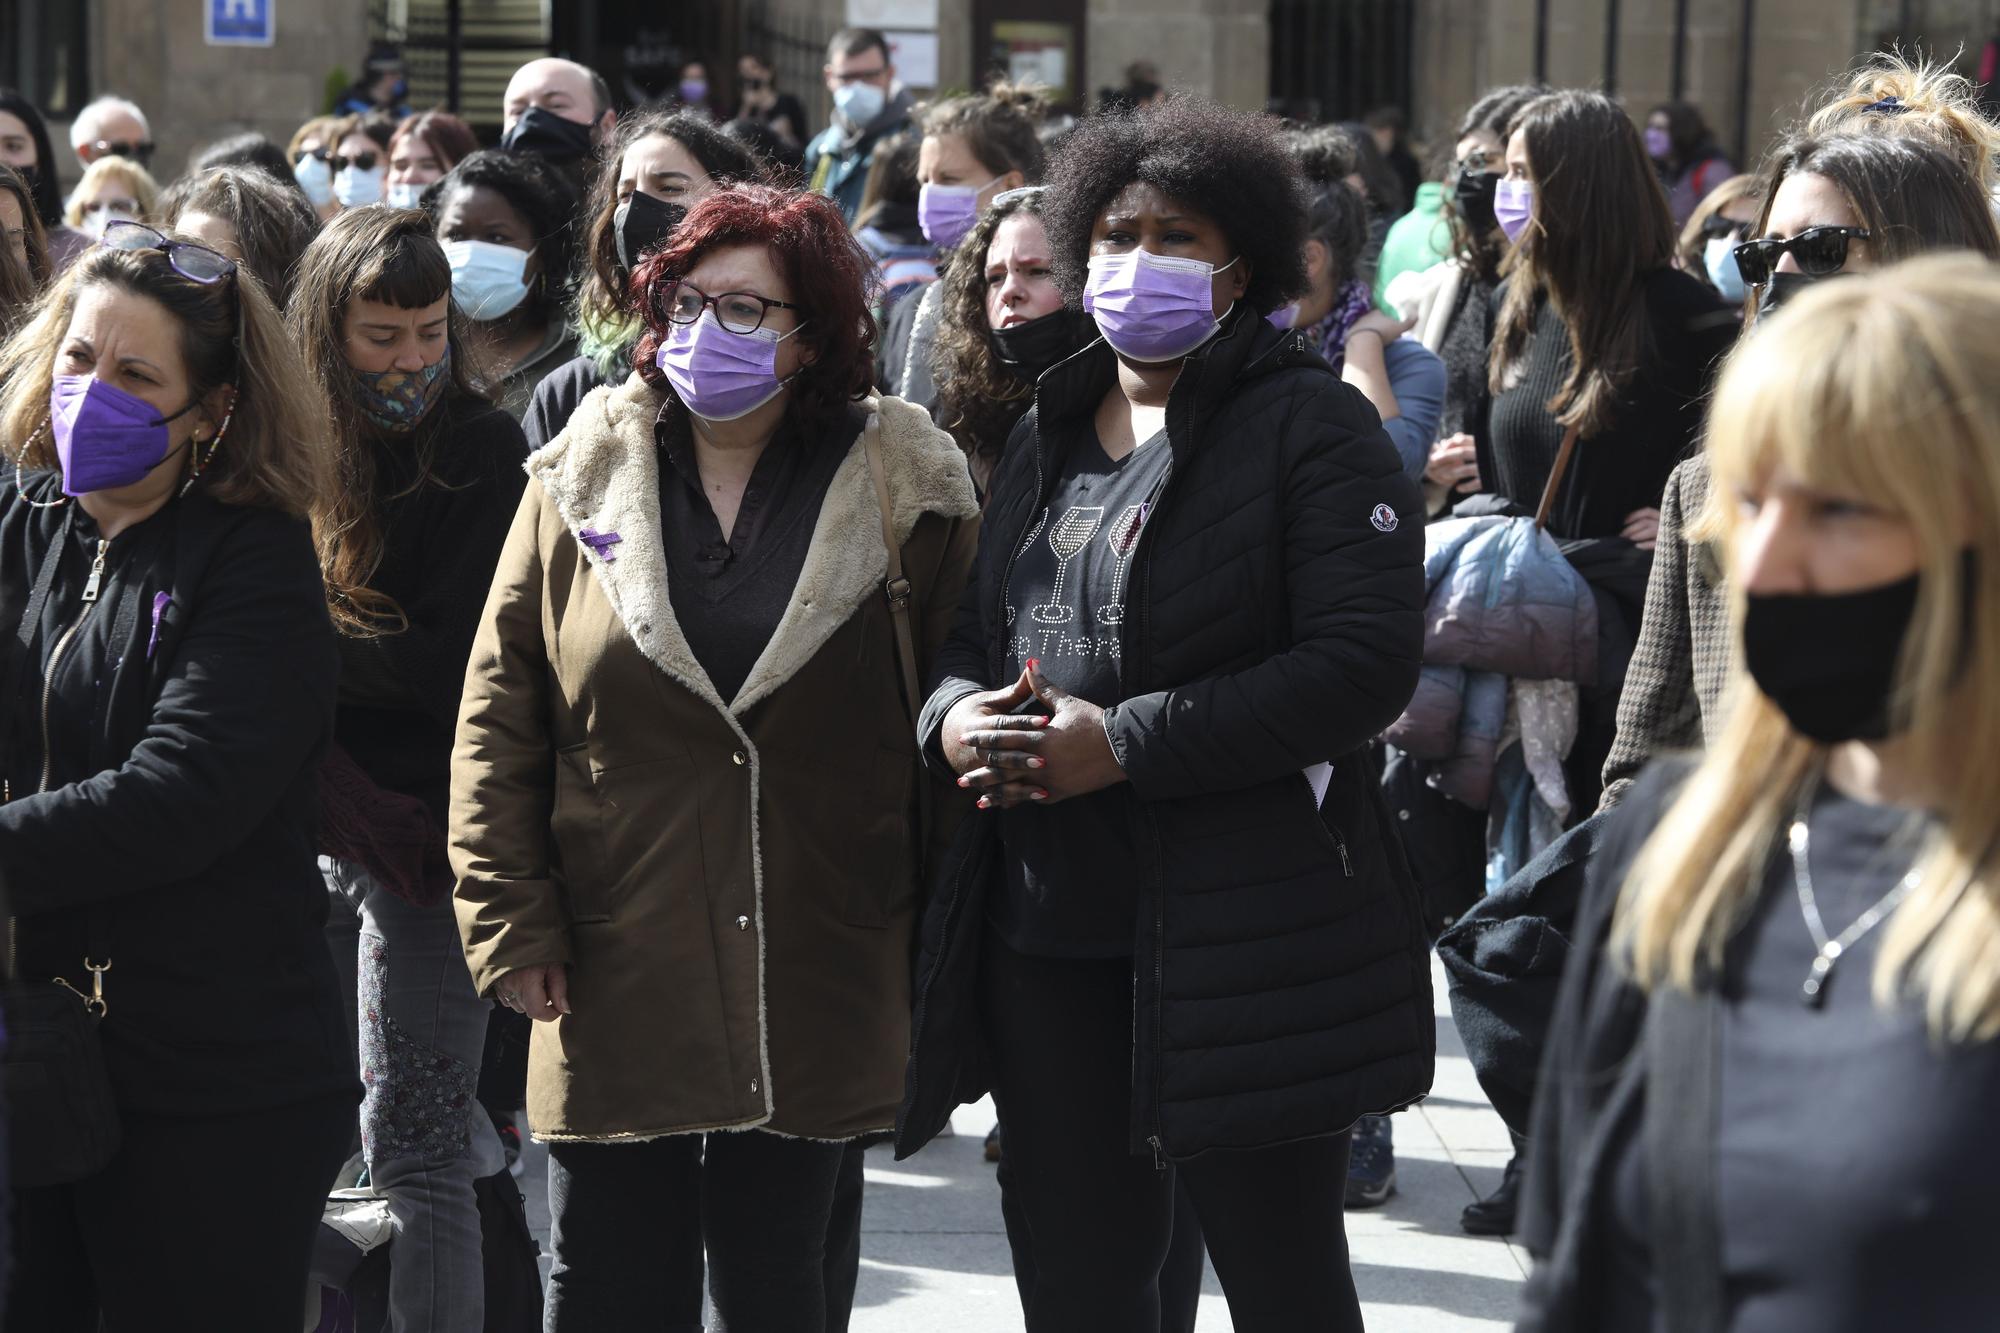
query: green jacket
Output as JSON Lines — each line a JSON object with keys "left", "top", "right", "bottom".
{"left": 1375, "top": 182, "right": 1453, "bottom": 308}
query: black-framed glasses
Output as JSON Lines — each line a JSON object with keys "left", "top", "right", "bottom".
{"left": 330, "top": 151, "right": 380, "bottom": 173}
{"left": 656, "top": 280, "right": 799, "bottom": 335}
{"left": 98, "top": 221, "right": 238, "bottom": 284}
{"left": 1732, "top": 225, "right": 1870, "bottom": 287}
{"left": 1699, "top": 213, "right": 1752, "bottom": 242}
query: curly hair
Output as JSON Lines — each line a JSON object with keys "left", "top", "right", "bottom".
{"left": 573, "top": 110, "right": 768, "bottom": 364}
{"left": 288, "top": 205, "right": 490, "bottom": 635}
{"left": 423, "top": 148, "right": 581, "bottom": 328}
{"left": 1038, "top": 96, "right": 1309, "bottom": 315}
{"left": 932, "top": 192, "right": 1071, "bottom": 480}
{"left": 159, "top": 164, "right": 322, "bottom": 308}
{"left": 632, "top": 185, "right": 878, "bottom": 433}
{"left": 917, "top": 83, "right": 1049, "bottom": 183}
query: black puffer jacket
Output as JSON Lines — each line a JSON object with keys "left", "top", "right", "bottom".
{"left": 0, "top": 471, "right": 354, "bottom": 1117}
{"left": 897, "top": 307, "right": 1435, "bottom": 1160}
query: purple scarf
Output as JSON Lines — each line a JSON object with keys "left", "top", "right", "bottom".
{"left": 1306, "top": 281, "right": 1378, "bottom": 374}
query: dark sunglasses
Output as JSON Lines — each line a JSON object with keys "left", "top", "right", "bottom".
{"left": 1699, "top": 213, "right": 1752, "bottom": 242}
{"left": 89, "top": 138, "right": 155, "bottom": 165}
{"left": 294, "top": 147, "right": 328, "bottom": 164}
{"left": 329, "top": 151, "right": 380, "bottom": 173}
{"left": 1732, "top": 225, "right": 1870, "bottom": 287}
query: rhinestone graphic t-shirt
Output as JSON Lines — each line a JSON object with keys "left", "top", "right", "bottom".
{"left": 991, "top": 429, "right": 1171, "bottom": 958}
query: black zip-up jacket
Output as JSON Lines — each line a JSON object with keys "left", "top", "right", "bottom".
{"left": 0, "top": 470, "right": 355, "bottom": 1117}
{"left": 896, "top": 307, "right": 1435, "bottom": 1160}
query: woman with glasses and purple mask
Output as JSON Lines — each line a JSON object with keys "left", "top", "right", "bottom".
{"left": 898, "top": 96, "right": 1430, "bottom": 1330}
{"left": 449, "top": 184, "right": 977, "bottom": 1331}
{"left": 290, "top": 205, "right": 527, "bottom": 1333}
{"left": 879, "top": 84, "right": 1047, "bottom": 423}
{"left": 0, "top": 222, "right": 356, "bottom": 1328}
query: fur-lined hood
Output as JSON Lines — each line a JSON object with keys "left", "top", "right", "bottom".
{"left": 527, "top": 374, "right": 977, "bottom": 717}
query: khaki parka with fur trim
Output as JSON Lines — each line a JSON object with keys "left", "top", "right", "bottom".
{"left": 450, "top": 376, "right": 978, "bottom": 1142}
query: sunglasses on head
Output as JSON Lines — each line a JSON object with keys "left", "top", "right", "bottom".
{"left": 96, "top": 221, "right": 244, "bottom": 378}
{"left": 1731, "top": 225, "right": 1870, "bottom": 287}
{"left": 329, "top": 151, "right": 381, "bottom": 173}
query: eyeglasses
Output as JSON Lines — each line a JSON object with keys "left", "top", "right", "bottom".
{"left": 1731, "top": 225, "right": 1870, "bottom": 287}
{"left": 88, "top": 139, "right": 155, "bottom": 166}
{"left": 831, "top": 65, "right": 888, "bottom": 84}
{"left": 1699, "top": 213, "right": 1752, "bottom": 242}
{"left": 1453, "top": 150, "right": 1496, "bottom": 175}
{"left": 656, "top": 280, "right": 799, "bottom": 335}
{"left": 98, "top": 221, "right": 243, "bottom": 378}
{"left": 329, "top": 151, "right": 380, "bottom": 173}
{"left": 295, "top": 147, "right": 328, "bottom": 164}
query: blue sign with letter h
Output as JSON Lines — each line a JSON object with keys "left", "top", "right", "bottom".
{"left": 207, "top": 0, "right": 274, "bottom": 47}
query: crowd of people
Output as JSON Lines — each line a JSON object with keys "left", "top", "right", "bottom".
{"left": 1, "top": 22, "right": 1998, "bottom": 1333}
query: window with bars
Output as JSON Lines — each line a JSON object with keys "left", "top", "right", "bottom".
{"left": 1266, "top": 0, "right": 1413, "bottom": 125}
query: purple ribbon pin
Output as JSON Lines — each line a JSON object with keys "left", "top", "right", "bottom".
{"left": 147, "top": 592, "right": 171, "bottom": 659}
{"left": 579, "top": 528, "right": 622, "bottom": 563}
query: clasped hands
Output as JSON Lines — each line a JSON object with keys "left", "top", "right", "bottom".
{"left": 941, "top": 660, "right": 1126, "bottom": 810}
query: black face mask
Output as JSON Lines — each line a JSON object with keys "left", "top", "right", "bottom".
{"left": 1755, "top": 269, "right": 1840, "bottom": 319}
{"left": 1742, "top": 573, "right": 1922, "bottom": 743}
{"left": 613, "top": 190, "right": 687, "bottom": 273}
{"left": 989, "top": 310, "right": 1079, "bottom": 382}
{"left": 1453, "top": 169, "right": 1499, "bottom": 236}
{"left": 501, "top": 105, "right": 596, "bottom": 164}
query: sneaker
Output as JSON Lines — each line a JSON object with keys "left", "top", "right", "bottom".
{"left": 1460, "top": 1150, "right": 1523, "bottom": 1236}
{"left": 984, "top": 1123, "right": 1003, "bottom": 1164}
{"left": 1344, "top": 1113, "right": 1396, "bottom": 1209}
{"left": 497, "top": 1121, "right": 525, "bottom": 1180}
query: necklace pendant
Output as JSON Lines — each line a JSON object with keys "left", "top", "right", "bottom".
{"left": 1801, "top": 952, "right": 1836, "bottom": 1008}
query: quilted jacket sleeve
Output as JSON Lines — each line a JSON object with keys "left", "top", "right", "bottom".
{"left": 1105, "top": 380, "right": 1426, "bottom": 800}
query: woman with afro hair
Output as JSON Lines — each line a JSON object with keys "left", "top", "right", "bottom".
{"left": 897, "top": 96, "right": 1433, "bottom": 1328}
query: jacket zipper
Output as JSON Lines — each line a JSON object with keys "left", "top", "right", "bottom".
{"left": 38, "top": 539, "right": 110, "bottom": 795}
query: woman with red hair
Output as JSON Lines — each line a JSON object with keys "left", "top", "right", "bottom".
{"left": 448, "top": 183, "right": 979, "bottom": 1330}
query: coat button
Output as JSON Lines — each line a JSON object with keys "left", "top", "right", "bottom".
{"left": 736, "top": 915, "right": 750, "bottom": 931}
{"left": 732, "top": 751, "right": 747, "bottom": 766}
{"left": 750, "top": 1079, "right": 760, "bottom": 1094}
{"left": 1398, "top": 808, "right": 1411, "bottom": 821}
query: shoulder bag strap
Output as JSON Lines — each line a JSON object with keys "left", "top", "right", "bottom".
{"left": 1, "top": 505, "right": 75, "bottom": 800}
{"left": 1534, "top": 422, "right": 1583, "bottom": 532}
{"left": 862, "top": 410, "right": 935, "bottom": 848}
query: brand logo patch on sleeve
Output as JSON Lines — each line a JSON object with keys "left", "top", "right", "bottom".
{"left": 1370, "top": 503, "right": 1399, "bottom": 533}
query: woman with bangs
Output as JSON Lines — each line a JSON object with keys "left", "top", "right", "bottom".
{"left": 1520, "top": 253, "right": 2000, "bottom": 1331}
{"left": 449, "top": 184, "right": 977, "bottom": 1330}
{"left": 1602, "top": 132, "right": 2000, "bottom": 806}
{"left": 292, "top": 205, "right": 527, "bottom": 1333}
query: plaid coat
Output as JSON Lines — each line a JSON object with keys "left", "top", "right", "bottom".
{"left": 1598, "top": 453, "right": 1731, "bottom": 807}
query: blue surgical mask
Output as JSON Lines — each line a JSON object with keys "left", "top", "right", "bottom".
{"left": 444, "top": 239, "right": 532, "bottom": 321}
{"left": 386, "top": 180, "right": 425, "bottom": 210}
{"left": 833, "top": 80, "right": 886, "bottom": 128}
{"left": 1704, "top": 236, "right": 1747, "bottom": 304}
{"left": 294, "top": 153, "right": 334, "bottom": 209}
{"left": 334, "top": 164, "right": 385, "bottom": 208}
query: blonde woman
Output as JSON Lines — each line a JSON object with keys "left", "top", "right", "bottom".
{"left": 62, "top": 154, "right": 159, "bottom": 239}
{"left": 1520, "top": 254, "right": 2000, "bottom": 1330}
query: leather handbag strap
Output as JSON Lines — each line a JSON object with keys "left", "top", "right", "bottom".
{"left": 1, "top": 505, "right": 75, "bottom": 800}
{"left": 862, "top": 410, "right": 933, "bottom": 840}
{"left": 1534, "top": 423, "right": 1583, "bottom": 532}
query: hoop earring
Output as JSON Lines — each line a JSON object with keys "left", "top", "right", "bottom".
{"left": 13, "top": 419, "right": 68, "bottom": 509}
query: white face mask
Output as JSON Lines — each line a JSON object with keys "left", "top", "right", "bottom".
{"left": 79, "top": 206, "right": 137, "bottom": 240}
{"left": 444, "top": 239, "right": 533, "bottom": 321}
{"left": 334, "top": 164, "right": 386, "bottom": 208}
{"left": 294, "top": 153, "right": 335, "bottom": 209}
{"left": 385, "top": 180, "right": 425, "bottom": 210}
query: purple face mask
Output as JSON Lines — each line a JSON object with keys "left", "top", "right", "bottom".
{"left": 1084, "top": 250, "right": 1238, "bottom": 364}
{"left": 918, "top": 177, "right": 999, "bottom": 251}
{"left": 51, "top": 374, "right": 194, "bottom": 497}
{"left": 1643, "top": 126, "right": 1672, "bottom": 160}
{"left": 1494, "top": 179, "right": 1535, "bottom": 244}
{"left": 656, "top": 311, "right": 805, "bottom": 421}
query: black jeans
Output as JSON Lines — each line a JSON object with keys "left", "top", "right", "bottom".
{"left": 982, "top": 932, "right": 1365, "bottom": 1333}
{"left": 545, "top": 1128, "right": 861, "bottom": 1333}
{"left": 7, "top": 1091, "right": 354, "bottom": 1332}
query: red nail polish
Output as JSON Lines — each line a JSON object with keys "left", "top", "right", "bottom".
{"left": 1035, "top": 716, "right": 1051, "bottom": 727}
{"left": 1026, "top": 658, "right": 1040, "bottom": 673}
{"left": 1028, "top": 757, "right": 1044, "bottom": 768}
{"left": 1030, "top": 790, "right": 1048, "bottom": 801}
{"left": 977, "top": 796, "right": 991, "bottom": 809}
{"left": 957, "top": 776, "right": 970, "bottom": 787}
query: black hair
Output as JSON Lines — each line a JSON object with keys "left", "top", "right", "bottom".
{"left": 1336, "top": 120, "right": 1407, "bottom": 216}
{"left": 1306, "top": 180, "right": 1371, "bottom": 292}
{"left": 424, "top": 148, "right": 581, "bottom": 324}
{"left": 189, "top": 132, "right": 300, "bottom": 189}
{"left": 721, "top": 117, "right": 805, "bottom": 185}
{"left": 1039, "top": 95, "right": 1310, "bottom": 315}
{"left": 0, "top": 90, "right": 64, "bottom": 228}
{"left": 828, "top": 28, "right": 891, "bottom": 65}
{"left": 1442, "top": 84, "right": 1546, "bottom": 281}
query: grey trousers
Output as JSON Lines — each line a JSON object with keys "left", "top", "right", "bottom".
{"left": 325, "top": 858, "right": 501, "bottom": 1333}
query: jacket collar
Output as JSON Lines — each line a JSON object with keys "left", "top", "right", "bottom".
{"left": 526, "top": 375, "right": 977, "bottom": 717}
